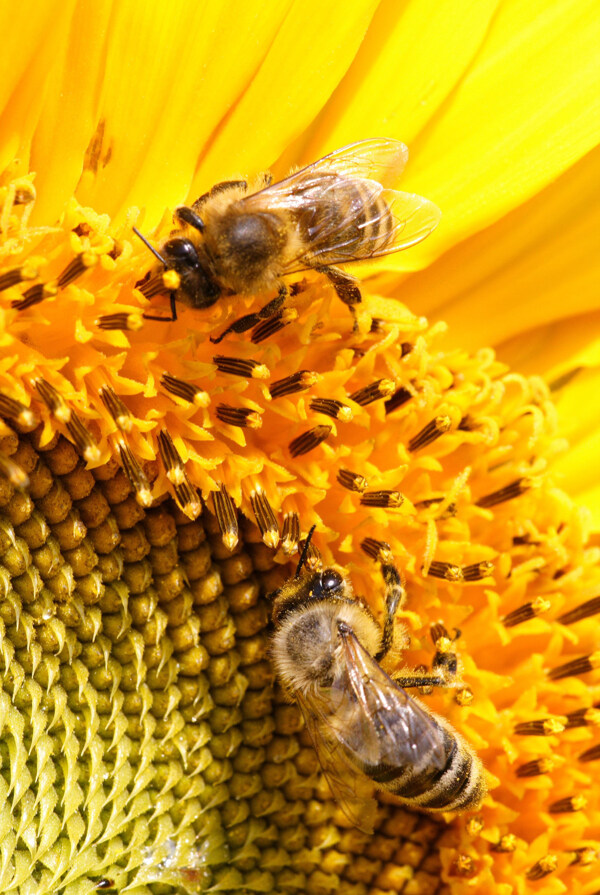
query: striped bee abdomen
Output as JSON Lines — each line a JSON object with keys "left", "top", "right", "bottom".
{"left": 367, "top": 721, "right": 485, "bottom": 813}
{"left": 293, "top": 173, "right": 394, "bottom": 265}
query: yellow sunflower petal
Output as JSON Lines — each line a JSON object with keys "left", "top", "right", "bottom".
{"left": 301, "top": 0, "right": 599, "bottom": 271}
{"left": 377, "top": 145, "right": 600, "bottom": 350}
{"left": 190, "top": 0, "right": 380, "bottom": 194}
{"left": 72, "top": 1, "right": 307, "bottom": 225}
{"left": 0, "top": 0, "right": 77, "bottom": 177}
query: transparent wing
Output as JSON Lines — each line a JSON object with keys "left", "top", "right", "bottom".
{"left": 296, "top": 689, "right": 379, "bottom": 835}
{"left": 287, "top": 188, "right": 442, "bottom": 269}
{"left": 240, "top": 139, "right": 439, "bottom": 270}
{"left": 250, "top": 139, "right": 409, "bottom": 204}
{"left": 338, "top": 627, "right": 448, "bottom": 772}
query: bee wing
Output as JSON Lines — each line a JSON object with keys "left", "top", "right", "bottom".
{"left": 295, "top": 187, "right": 442, "bottom": 267}
{"left": 254, "top": 139, "right": 410, "bottom": 200}
{"left": 241, "top": 139, "right": 439, "bottom": 269}
{"left": 338, "top": 627, "right": 448, "bottom": 772}
{"left": 296, "top": 689, "right": 379, "bottom": 835}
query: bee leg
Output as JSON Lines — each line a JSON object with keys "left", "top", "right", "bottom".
{"left": 375, "top": 560, "right": 406, "bottom": 662}
{"left": 316, "top": 265, "right": 361, "bottom": 331}
{"left": 392, "top": 635, "right": 461, "bottom": 691}
{"left": 210, "top": 284, "right": 288, "bottom": 344}
{"left": 143, "top": 291, "right": 178, "bottom": 322}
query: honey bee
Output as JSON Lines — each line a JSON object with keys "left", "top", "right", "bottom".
{"left": 134, "top": 139, "right": 440, "bottom": 339}
{"left": 270, "top": 531, "right": 486, "bottom": 833}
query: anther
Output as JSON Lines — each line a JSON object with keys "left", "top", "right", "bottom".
{"left": 568, "top": 847, "right": 598, "bottom": 866}
{"left": 0, "top": 263, "right": 39, "bottom": 292}
{"left": 250, "top": 488, "right": 279, "bottom": 549}
{"left": 173, "top": 479, "right": 202, "bottom": 520}
{"left": 0, "top": 393, "right": 37, "bottom": 429}
{"left": 269, "top": 371, "right": 319, "bottom": 399}
{"left": 56, "top": 251, "right": 98, "bottom": 288}
{"left": 547, "top": 652, "right": 600, "bottom": 681}
{"left": 449, "top": 855, "right": 476, "bottom": 878}
{"left": 96, "top": 312, "right": 144, "bottom": 331}
{"left": 558, "top": 596, "right": 600, "bottom": 625}
{"left": 578, "top": 742, "right": 600, "bottom": 763}
{"left": 359, "top": 490, "right": 404, "bottom": 508}
{"left": 461, "top": 561, "right": 494, "bottom": 581}
{"left": 408, "top": 415, "right": 453, "bottom": 452}
{"left": 349, "top": 378, "right": 396, "bottom": 407}
{"left": 212, "top": 484, "right": 239, "bottom": 550}
{"left": 384, "top": 386, "right": 413, "bottom": 414}
{"left": 216, "top": 405, "right": 263, "bottom": 429}
{"left": 503, "top": 597, "right": 551, "bottom": 627}
{"left": 514, "top": 717, "right": 565, "bottom": 736}
{"left": 430, "top": 622, "right": 452, "bottom": 645}
{"left": 118, "top": 443, "right": 152, "bottom": 507}
{"left": 466, "top": 816, "right": 484, "bottom": 836}
{"left": 35, "top": 379, "right": 71, "bottom": 422}
{"left": 157, "top": 431, "right": 185, "bottom": 485}
{"left": 137, "top": 270, "right": 181, "bottom": 298}
{"left": 515, "top": 757, "right": 556, "bottom": 777}
{"left": 564, "top": 706, "right": 600, "bottom": 729}
{"left": 455, "top": 687, "right": 474, "bottom": 706}
{"left": 426, "top": 561, "right": 462, "bottom": 582}
{"left": 66, "top": 412, "right": 101, "bottom": 463}
{"left": 281, "top": 512, "right": 300, "bottom": 555}
{"left": 289, "top": 425, "right": 331, "bottom": 458}
{"left": 251, "top": 308, "right": 296, "bottom": 343}
{"left": 526, "top": 855, "right": 558, "bottom": 881}
{"left": 0, "top": 451, "right": 29, "bottom": 490}
{"left": 12, "top": 281, "right": 58, "bottom": 311}
{"left": 360, "top": 538, "right": 393, "bottom": 564}
{"left": 492, "top": 835, "right": 517, "bottom": 853}
{"left": 99, "top": 387, "right": 133, "bottom": 433}
{"left": 549, "top": 795, "right": 587, "bottom": 813}
{"left": 476, "top": 477, "right": 534, "bottom": 509}
{"left": 161, "top": 373, "right": 209, "bottom": 407}
{"left": 309, "top": 398, "right": 353, "bottom": 422}
{"left": 336, "top": 468, "right": 368, "bottom": 492}
{"left": 213, "top": 356, "right": 270, "bottom": 379}
{"left": 156, "top": 431, "right": 201, "bottom": 518}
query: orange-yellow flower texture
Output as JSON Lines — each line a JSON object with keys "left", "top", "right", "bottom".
{"left": 0, "top": 1, "right": 599, "bottom": 894}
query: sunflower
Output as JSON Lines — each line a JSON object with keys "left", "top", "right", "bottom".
{"left": 0, "top": 2, "right": 599, "bottom": 894}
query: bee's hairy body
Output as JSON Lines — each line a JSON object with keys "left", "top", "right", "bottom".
{"left": 270, "top": 558, "right": 486, "bottom": 830}
{"left": 141, "top": 139, "right": 441, "bottom": 334}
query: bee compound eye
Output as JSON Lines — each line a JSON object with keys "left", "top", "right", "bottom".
{"left": 162, "top": 237, "right": 199, "bottom": 270}
{"left": 320, "top": 569, "right": 343, "bottom": 593}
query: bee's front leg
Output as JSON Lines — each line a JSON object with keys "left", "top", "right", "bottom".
{"left": 210, "top": 283, "right": 288, "bottom": 344}
{"left": 361, "top": 539, "right": 406, "bottom": 662}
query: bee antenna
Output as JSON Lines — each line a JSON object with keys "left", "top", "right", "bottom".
{"left": 132, "top": 226, "right": 168, "bottom": 267}
{"left": 296, "top": 525, "right": 316, "bottom": 577}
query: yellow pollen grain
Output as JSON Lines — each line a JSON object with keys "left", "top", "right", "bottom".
{"left": 127, "top": 312, "right": 144, "bottom": 331}
{"left": 163, "top": 269, "right": 180, "bottom": 290}
{"left": 251, "top": 364, "right": 270, "bottom": 380}
{"left": 544, "top": 718, "right": 566, "bottom": 735}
